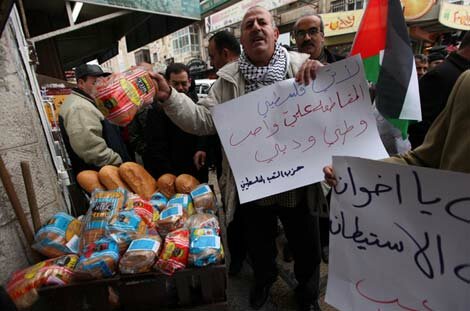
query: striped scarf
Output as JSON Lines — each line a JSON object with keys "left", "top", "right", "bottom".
{"left": 239, "top": 44, "right": 288, "bottom": 93}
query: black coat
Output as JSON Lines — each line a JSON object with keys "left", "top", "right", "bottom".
{"left": 408, "top": 52, "right": 470, "bottom": 148}
{"left": 143, "top": 103, "right": 208, "bottom": 182}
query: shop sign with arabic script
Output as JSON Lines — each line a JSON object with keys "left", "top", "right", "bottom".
{"left": 322, "top": 10, "right": 364, "bottom": 37}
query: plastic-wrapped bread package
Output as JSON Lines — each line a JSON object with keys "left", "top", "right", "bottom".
{"left": 32, "top": 212, "right": 82, "bottom": 258}
{"left": 109, "top": 209, "right": 147, "bottom": 253}
{"left": 94, "top": 73, "right": 141, "bottom": 126}
{"left": 156, "top": 204, "right": 187, "bottom": 237}
{"left": 6, "top": 254, "right": 78, "bottom": 309}
{"left": 76, "top": 237, "right": 120, "bottom": 279}
{"left": 122, "top": 67, "right": 157, "bottom": 105}
{"left": 93, "top": 67, "right": 157, "bottom": 126}
{"left": 189, "top": 228, "right": 224, "bottom": 267}
{"left": 149, "top": 191, "right": 168, "bottom": 212}
{"left": 167, "top": 194, "right": 195, "bottom": 217}
{"left": 98, "top": 165, "right": 130, "bottom": 190}
{"left": 155, "top": 229, "right": 189, "bottom": 275}
{"left": 119, "top": 234, "right": 162, "bottom": 274}
{"left": 119, "top": 162, "right": 158, "bottom": 200}
{"left": 126, "top": 193, "right": 159, "bottom": 228}
{"left": 185, "top": 213, "right": 220, "bottom": 234}
{"left": 175, "top": 174, "right": 200, "bottom": 194}
{"left": 79, "top": 189, "right": 127, "bottom": 252}
{"left": 76, "top": 170, "right": 105, "bottom": 193}
{"left": 190, "top": 184, "right": 217, "bottom": 214}
{"left": 156, "top": 173, "right": 177, "bottom": 199}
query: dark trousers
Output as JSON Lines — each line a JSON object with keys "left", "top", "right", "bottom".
{"left": 227, "top": 204, "right": 247, "bottom": 266}
{"left": 320, "top": 189, "right": 332, "bottom": 249}
{"left": 241, "top": 202, "right": 321, "bottom": 303}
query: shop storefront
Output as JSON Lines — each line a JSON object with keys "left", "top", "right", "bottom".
{"left": 0, "top": 5, "right": 205, "bottom": 286}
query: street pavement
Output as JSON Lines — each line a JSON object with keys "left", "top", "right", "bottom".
{"left": 226, "top": 253, "right": 338, "bottom": 311}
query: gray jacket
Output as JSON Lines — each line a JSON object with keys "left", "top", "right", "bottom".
{"left": 60, "top": 90, "right": 123, "bottom": 169}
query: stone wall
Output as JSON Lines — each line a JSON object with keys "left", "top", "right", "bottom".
{"left": 0, "top": 20, "right": 65, "bottom": 284}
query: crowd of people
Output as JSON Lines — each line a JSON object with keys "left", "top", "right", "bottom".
{"left": 58, "top": 5, "right": 469, "bottom": 311}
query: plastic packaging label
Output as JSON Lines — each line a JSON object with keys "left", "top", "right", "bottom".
{"left": 192, "top": 235, "right": 220, "bottom": 249}
{"left": 65, "top": 235, "right": 80, "bottom": 253}
{"left": 168, "top": 195, "right": 189, "bottom": 206}
{"left": 36, "top": 212, "right": 73, "bottom": 237}
{"left": 191, "top": 185, "right": 212, "bottom": 197}
{"left": 160, "top": 206, "right": 182, "bottom": 220}
{"left": 128, "top": 238, "right": 160, "bottom": 253}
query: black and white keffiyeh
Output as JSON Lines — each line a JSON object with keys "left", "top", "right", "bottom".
{"left": 239, "top": 43, "right": 288, "bottom": 93}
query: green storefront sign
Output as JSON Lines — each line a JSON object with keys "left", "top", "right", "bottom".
{"left": 80, "top": 0, "right": 201, "bottom": 19}
{"left": 200, "top": 0, "right": 230, "bottom": 14}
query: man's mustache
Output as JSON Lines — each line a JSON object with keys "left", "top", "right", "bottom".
{"left": 250, "top": 32, "right": 265, "bottom": 41}
{"left": 301, "top": 41, "right": 315, "bottom": 48}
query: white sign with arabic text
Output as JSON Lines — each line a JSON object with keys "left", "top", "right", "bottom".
{"left": 211, "top": 56, "right": 388, "bottom": 203}
{"left": 326, "top": 156, "right": 470, "bottom": 310}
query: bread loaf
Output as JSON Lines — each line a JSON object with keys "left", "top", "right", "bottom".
{"left": 186, "top": 214, "right": 220, "bottom": 232}
{"left": 157, "top": 174, "right": 177, "bottom": 198}
{"left": 157, "top": 204, "right": 187, "bottom": 237}
{"left": 77, "top": 170, "right": 105, "bottom": 193}
{"left": 189, "top": 228, "right": 224, "bottom": 267}
{"left": 32, "top": 212, "right": 82, "bottom": 258}
{"left": 190, "top": 184, "right": 217, "bottom": 214}
{"left": 156, "top": 229, "right": 189, "bottom": 275}
{"left": 76, "top": 237, "right": 119, "bottom": 279}
{"left": 119, "top": 235, "right": 162, "bottom": 274}
{"left": 98, "top": 165, "right": 129, "bottom": 190}
{"left": 80, "top": 189, "right": 127, "bottom": 251}
{"left": 94, "top": 68, "right": 158, "bottom": 126}
{"left": 118, "top": 162, "right": 157, "bottom": 200}
{"left": 6, "top": 254, "right": 78, "bottom": 309}
{"left": 175, "top": 174, "right": 200, "bottom": 194}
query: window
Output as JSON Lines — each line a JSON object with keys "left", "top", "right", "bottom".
{"left": 134, "top": 49, "right": 151, "bottom": 64}
{"left": 331, "top": 0, "right": 364, "bottom": 12}
{"left": 172, "top": 25, "right": 200, "bottom": 56}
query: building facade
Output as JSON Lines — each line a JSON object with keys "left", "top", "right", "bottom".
{"left": 101, "top": 0, "right": 468, "bottom": 76}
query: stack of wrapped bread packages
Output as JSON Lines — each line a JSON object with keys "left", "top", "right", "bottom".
{"left": 6, "top": 162, "right": 223, "bottom": 309}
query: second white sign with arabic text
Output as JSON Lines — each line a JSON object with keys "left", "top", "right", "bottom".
{"left": 211, "top": 56, "right": 388, "bottom": 203}
{"left": 326, "top": 157, "right": 470, "bottom": 310}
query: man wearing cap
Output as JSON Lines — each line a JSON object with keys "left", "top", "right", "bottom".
{"left": 426, "top": 45, "right": 447, "bottom": 70}
{"left": 427, "top": 52, "right": 446, "bottom": 71}
{"left": 59, "top": 64, "right": 130, "bottom": 176}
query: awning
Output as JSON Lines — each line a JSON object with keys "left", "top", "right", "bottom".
{"left": 23, "top": 0, "right": 200, "bottom": 71}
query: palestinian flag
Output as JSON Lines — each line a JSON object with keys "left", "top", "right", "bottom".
{"left": 350, "top": 0, "right": 421, "bottom": 138}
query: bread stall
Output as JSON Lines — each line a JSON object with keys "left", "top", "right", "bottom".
{"left": 7, "top": 163, "right": 227, "bottom": 311}
{"left": 3, "top": 66, "right": 227, "bottom": 310}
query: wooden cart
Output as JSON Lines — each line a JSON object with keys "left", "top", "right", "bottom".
{"left": 32, "top": 264, "right": 227, "bottom": 311}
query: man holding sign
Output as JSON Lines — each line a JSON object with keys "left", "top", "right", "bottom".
{"left": 150, "top": 6, "right": 324, "bottom": 311}
{"left": 323, "top": 71, "right": 470, "bottom": 310}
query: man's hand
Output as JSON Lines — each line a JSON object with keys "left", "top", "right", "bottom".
{"left": 193, "top": 151, "right": 206, "bottom": 170}
{"left": 147, "top": 71, "right": 172, "bottom": 102}
{"left": 295, "top": 59, "right": 324, "bottom": 86}
{"left": 323, "top": 165, "right": 337, "bottom": 187}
